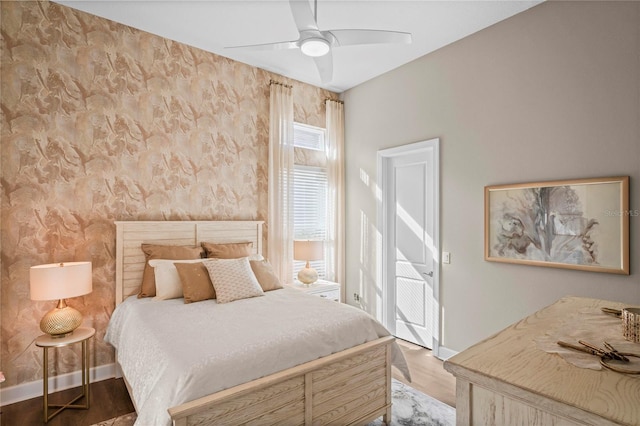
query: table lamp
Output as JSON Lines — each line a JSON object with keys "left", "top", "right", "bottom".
{"left": 30, "top": 262, "right": 92, "bottom": 338}
{"left": 294, "top": 240, "right": 323, "bottom": 285}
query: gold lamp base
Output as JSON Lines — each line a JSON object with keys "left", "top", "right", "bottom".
{"left": 40, "top": 299, "right": 82, "bottom": 338}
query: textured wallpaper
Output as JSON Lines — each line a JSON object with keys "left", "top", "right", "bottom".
{"left": 0, "top": 0, "right": 338, "bottom": 388}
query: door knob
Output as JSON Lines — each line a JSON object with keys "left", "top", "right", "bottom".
{"left": 423, "top": 271, "right": 433, "bottom": 277}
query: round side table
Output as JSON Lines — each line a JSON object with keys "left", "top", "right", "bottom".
{"left": 35, "top": 327, "right": 95, "bottom": 423}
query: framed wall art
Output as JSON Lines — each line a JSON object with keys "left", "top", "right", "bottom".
{"left": 485, "top": 176, "right": 629, "bottom": 274}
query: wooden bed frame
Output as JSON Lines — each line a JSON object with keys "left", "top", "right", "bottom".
{"left": 114, "top": 220, "right": 394, "bottom": 426}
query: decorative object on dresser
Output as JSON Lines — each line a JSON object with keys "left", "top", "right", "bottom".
{"left": 485, "top": 176, "right": 629, "bottom": 274}
{"left": 622, "top": 307, "right": 640, "bottom": 343}
{"left": 29, "top": 262, "right": 93, "bottom": 337}
{"left": 555, "top": 340, "right": 640, "bottom": 374}
{"left": 444, "top": 296, "right": 640, "bottom": 425}
{"left": 294, "top": 239, "right": 324, "bottom": 284}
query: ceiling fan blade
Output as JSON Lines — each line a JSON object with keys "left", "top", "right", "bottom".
{"left": 289, "top": 0, "right": 318, "bottom": 31}
{"left": 225, "top": 40, "right": 298, "bottom": 52}
{"left": 313, "top": 52, "right": 333, "bottom": 84}
{"left": 329, "top": 29, "right": 412, "bottom": 47}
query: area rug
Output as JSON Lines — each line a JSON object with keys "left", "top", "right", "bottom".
{"left": 92, "top": 379, "right": 455, "bottom": 426}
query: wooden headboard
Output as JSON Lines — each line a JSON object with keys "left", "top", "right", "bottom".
{"left": 114, "top": 221, "right": 264, "bottom": 305}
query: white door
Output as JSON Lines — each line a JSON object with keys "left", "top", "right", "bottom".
{"left": 378, "top": 139, "right": 439, "bottom": 350}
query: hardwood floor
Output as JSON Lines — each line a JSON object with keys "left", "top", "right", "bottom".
{"left": 0, "top": 339, "right": 455, "bottom": 425}
{"left": 393, "top": 339, "right": 457, "bottom": 408}
{"left": 0, "top": 378, "right": 134, "bottom": 426}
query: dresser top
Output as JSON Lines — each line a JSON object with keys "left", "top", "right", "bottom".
{"left": 444, "top": 296, "right": 640, "bottom": 425}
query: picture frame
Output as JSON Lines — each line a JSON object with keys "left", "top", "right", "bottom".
{"left": 485, "top": 176, "right": 629, "bottom": 274}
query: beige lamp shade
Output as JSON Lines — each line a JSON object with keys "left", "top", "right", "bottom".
{"left": 294, "top": 240, "right": 323, "bottom": 285}
{"left": 30, "top": 262, "right": 93, "bottom": 301}
{"left": 293, "top": 240, "right": 324, "bottom": 261}
{"left": 30, "top": 262, "right": 92, "bottom": 337}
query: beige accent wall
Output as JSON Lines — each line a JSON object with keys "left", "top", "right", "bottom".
{"left": 0, "top": 1, "right": 337, "bottom": 388}
{"left": 343, "top": 0, "right": 640, "bottom": 353}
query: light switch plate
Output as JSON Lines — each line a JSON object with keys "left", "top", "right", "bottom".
{"left": 443, "top": 252, "right": 451, "bottom": 264}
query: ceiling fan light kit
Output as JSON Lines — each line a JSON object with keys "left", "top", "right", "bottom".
{"left": 300, "top": 37, "right": 330, "bottom": 57}
{"left": 226, "top": 0, "right": 412, "bottom": 84}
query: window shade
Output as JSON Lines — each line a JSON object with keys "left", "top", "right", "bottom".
{"left": 293, "top": 165, "right": 327, "bottom": 279}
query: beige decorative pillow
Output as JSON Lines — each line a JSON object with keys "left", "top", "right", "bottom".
{"left": 201, "top": 241, "right": 253, "bottom": 259}
{"left": 250, "top": 259, "right": 283, "bottom": 292}
{"left": 174, "top": 262, "right": 216, "bottom": 303}
{"left": 203, "top": 258, "right": 264, "bottom": 304}
{"left": 139, "top": 244, "right": 203, "bottom": 298}
{"left": 150, "top": 259, "right": 206, "bottom": 301}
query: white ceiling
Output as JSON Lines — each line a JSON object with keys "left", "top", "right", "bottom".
{"left": 55, "top": 0, "right": 542, "bottom": 93}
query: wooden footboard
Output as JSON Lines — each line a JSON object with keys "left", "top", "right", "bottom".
{"left": 168, "top": 336, "right": 394, "bottom": 426}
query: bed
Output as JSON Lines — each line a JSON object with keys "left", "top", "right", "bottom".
{"left": 109, "top": 220, "right": 409, "bottom": 426}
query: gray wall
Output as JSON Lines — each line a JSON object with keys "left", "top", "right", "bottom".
{"left": 343, "top": 1, "right": 640, "bottom": 353}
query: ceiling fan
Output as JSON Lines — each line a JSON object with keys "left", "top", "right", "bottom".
{"left": 226, "top": 0, "right": 412, "bottom": 84}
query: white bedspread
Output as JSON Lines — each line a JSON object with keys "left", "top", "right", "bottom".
{"left": 105, "top": 287, "right": 410, "bottom": 426}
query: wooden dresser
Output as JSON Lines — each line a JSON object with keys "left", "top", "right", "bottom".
{"left": 444, "top": 296, "right": 640, "bottom": 425}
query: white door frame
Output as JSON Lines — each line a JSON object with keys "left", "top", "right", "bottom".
{"left": 377, "top": 138, "right": 440, "bottom": 355}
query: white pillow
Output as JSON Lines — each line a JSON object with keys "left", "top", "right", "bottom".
{"left": 203, "top": 257, "right": 264, "bottom": 304}
{"left": 149, "top": 259, "right": 205, "bottom": 301}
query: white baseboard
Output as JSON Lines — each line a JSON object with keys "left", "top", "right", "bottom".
{"left": 0, "top": 363, "right": 116, "bottom": 407}
{"left": 436, "top": 345, "right": 458, "bottom": 361}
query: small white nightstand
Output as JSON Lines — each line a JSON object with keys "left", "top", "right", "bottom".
{"left": 35, "top": 327, "right": 95, "bottom": 423}
{"left": 292, "top": 280, "right": 340, "bottom": 302}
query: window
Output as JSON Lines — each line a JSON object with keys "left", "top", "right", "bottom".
{"left": 293, "top": 123, "right": 325, "bottom": 151}
{"left": 293, "top": 123, "right": 327, "bottom": 279}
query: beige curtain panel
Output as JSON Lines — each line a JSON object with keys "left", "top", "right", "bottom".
{"left": 325, "top": 99, "right": 345, "bottom": 287}
{"left": 268, "top": 83, "right": 294, "bottom": 283}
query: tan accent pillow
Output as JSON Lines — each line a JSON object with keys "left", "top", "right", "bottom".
{"left": 250, "top": 260, "right": 283, "bottom": 292}
{"left": 139, "top": 244, "right": 203, "bottom": 298}
{"left": 174, "top": 262, "right": 216, "bottom": 303}
{"left": 204, "top": 258, "right": 264, "bottom": 304}
{"left": 201, "top": 241, "right": 253, "bottom": 259}
{"left": 148, "top": 259, "right": 190, "bottom": 301}
{"left": 149, "top": 259, "right": 207, "bottom": 301}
